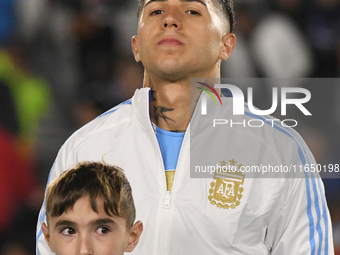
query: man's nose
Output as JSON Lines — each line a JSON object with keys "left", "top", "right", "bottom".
{"left": 78, "top": 234, "right": 94, "bottom": 255}
{"left": 163, "top": 7, "right": 182, "bottom": 29}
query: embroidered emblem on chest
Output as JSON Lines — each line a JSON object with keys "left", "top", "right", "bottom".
{"left": 208, "top": 159, "right": 245, "bottom": 209}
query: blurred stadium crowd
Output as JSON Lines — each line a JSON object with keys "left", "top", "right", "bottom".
{"left": 0, "top": 0, "right": 339, "bottom": 254}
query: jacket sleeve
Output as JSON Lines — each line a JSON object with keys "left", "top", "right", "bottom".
{"left": 265, "top": 140, "right": 334, "bottom": 254}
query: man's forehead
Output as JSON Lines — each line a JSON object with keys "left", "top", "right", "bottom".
{"left": 138, "top": 0, "right": 229, "bottom": 32}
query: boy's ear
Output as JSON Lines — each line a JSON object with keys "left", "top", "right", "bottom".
{"left": 131, "top": 36, "right": 141, "bottom": 62}
{"left": 41, "top": 222, "right": 55, "bottom": 252}
{"left": 125, "top": 221, "right": 143, "bottom": 252}
{"left": 218, "top": 33, "right": 236, "bottom": 61}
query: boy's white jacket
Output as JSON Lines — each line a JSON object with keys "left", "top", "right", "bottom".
{"left": 37, "top": 88, "right": 334, "bottom": 255}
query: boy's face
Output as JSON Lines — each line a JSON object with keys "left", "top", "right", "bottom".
{"left": 42, "top": 195, "right": 142, "bottom": 255}
{"left": 132, "top": 0, "right": 235, "bottom": 80}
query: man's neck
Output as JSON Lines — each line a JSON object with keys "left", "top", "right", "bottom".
{"left": 144, "top": 74, "right": 215, "bottom": 132}
{"left": 147, "top": 77, "right": 190, "bottom": 132}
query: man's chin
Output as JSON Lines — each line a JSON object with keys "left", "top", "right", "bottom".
{"left": 159, "top": 68, "right": 189, "bottom": 82}
{"left": 155, "top": 61, "right": 188, "bottom": 79}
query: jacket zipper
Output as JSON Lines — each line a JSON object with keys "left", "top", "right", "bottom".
{"left": 163, "top": 191, "right": 171, "bottom": 209}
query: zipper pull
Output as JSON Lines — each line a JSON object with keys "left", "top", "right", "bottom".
{"left": 163, "top": 191, "right": 171, "bottom": 209}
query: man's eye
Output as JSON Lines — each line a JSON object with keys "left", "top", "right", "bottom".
{"left": 186, "top": 10, "right": 200, "bottom": 15}
{"left": 61, "top": 227, "right": 75, "bottom": 236}
{"left": 151, "top": 10, "right": 164, "bottom": 15}
{"left": 96, "top": 226, "right": 111, "bottom": 235}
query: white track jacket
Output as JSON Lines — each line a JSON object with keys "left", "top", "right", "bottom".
{"left": 37, "top": 87, "right": 334, "bottom": 255}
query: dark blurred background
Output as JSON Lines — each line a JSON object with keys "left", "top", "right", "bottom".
{"left": 0, "top": 0, "right": 339, "bottom": 254}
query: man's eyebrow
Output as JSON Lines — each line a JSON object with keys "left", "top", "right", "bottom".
{"left": 145, "top": 0, "right": 206, "bottom": 8}
{"left": 145, "top": 0, "right": 166, "bottom": 8}
{"left": 54, "top": 220, "right": 77, "bottom": 229}
{"left": 181, "top": 0, "right": 206, "bottom": 7}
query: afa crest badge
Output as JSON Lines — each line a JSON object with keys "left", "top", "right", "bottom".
{"left": 208, "top": 159, "right": 245, "bottom": 209}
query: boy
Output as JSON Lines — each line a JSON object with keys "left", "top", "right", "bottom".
{"left": 41, "top": 161, "right": 143, "bottom": 255}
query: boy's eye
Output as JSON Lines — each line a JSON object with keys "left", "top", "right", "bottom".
{"left": 61, "top": 227, "right": 75, "bottom": 236}
{"left": 96, "top": 226, "right": 111, "bottom": 235}
{"left": 151, "top": 9, "right": 164, "bottom": 15}
{"left": 186, "top": 10, "right": 200, "bottom": 15}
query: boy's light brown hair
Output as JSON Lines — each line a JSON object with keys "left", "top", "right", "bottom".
{"left": 45, "top": 161, "right": 135, "bottom": 227}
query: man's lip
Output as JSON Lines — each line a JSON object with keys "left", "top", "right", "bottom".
{"left": 158, "top": 37, "right": 183, "bottom": 45}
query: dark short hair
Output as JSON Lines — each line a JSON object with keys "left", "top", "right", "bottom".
{"left": 137, "top": 0, "right": 235, "bottom": 33}
{"left": 45, "top": 161, "right": 136, "bottom": 228}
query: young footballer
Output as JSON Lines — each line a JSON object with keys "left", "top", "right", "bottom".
{"left": 41, "top": 161, "right": 142, "bottom": 255}
{"left": 38, "top": 0, "right": 334, "bottom": 254}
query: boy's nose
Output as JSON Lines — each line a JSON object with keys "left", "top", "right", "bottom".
{"left": 78, "top": 235, "right": 94, "bottom": 255}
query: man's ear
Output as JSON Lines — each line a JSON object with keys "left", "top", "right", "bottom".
{"left": 218, "top": 33, "right": 236, "bottom": 60}
{"left": 41, "top": 222, "right": 55, "bottom": 253}
{"left": 131, "top": 36, "right": 141, "bottom": 62}
{"left": 125, "top": 221, "right": 143, "bottom": 252}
